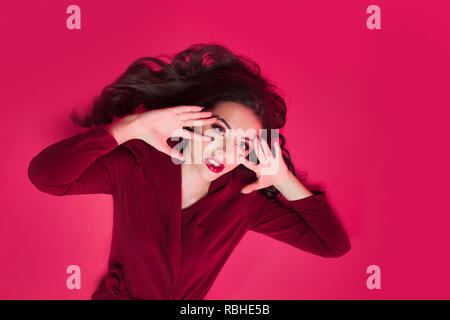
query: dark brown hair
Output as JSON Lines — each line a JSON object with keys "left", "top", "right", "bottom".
{"left": 70, "top": 43, "right": 308, "bottom": 199}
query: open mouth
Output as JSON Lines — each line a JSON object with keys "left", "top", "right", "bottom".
{"left": 204, "top": 157, "right": 225, "bottom": 173}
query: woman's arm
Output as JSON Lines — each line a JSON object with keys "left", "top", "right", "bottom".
{"left": 273, "top": 171, "right": 313, "bottom": 200}
{"left": 247, "top": 177, "right": 351, "bottom": 258}
{"left": 27, "top": 115, "right": 138, "bottom": 196}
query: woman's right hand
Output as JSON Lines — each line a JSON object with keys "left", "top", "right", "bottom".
{"left": 130, "top": 105, "right": 217, "bottom": 161}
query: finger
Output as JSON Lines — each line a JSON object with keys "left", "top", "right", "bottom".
{"left": 273, "top": 140, "right": 282, "bottom": 159}
{"left": 238, "top": 154, "right": 259, "bottom": 172}
{"left": 178, "top": 129, "right": 214, "bottom": 141}
{"left": 182, "top": 117, "right": 217, "bottom": 127}
{"left": 178, "top": 112, "right": 214, "bottom": 121}
{"left": 259, "top": 137, "right": 273, "bottom": 160}
{"left": 252, "top": 136, "right": 267, "bottom": 163}
{"left": 172, "top": 105, "right": 204, "bottom": 114}
{"left": 241, "top": 181, "right": 262, "bottom": 194}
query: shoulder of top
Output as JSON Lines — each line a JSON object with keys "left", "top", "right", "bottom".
{"left": 118, "top": 138, "right": 152, "bottom": 165}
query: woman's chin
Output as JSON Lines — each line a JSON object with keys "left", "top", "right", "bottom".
{"left": 201, "top": 164, "right": 226, "bottom": 180}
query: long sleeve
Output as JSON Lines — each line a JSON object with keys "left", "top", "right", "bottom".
{"left": 247, "top": 190, "right": 351, "bottom": 258}
{"left": 28, "top": 125, "right": 127, "bottom": 196}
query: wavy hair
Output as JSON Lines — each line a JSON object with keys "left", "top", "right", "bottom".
{"left": 70, "top": 43, "right": 308, "bottom": 199}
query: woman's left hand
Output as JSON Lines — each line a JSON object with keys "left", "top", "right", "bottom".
{"left": 239, "top": 136, "right": 292, "bottom": 194}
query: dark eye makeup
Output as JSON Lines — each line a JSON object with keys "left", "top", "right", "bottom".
{"left": 212, "top": 123, "right": 225, "bottom": 135}
{"left": 211, "top": 124, "right": 251, "bottom": 152}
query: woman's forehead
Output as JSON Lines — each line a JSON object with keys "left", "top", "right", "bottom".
{"left": 215, "top": 117, "right": 260, "bottom": 140}
{"left": 212, "top": 103, "right": 262, "bottom": 133}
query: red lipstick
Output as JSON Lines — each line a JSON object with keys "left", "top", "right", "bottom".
{"left": 204, "top": 157, "right": 224, "bottom": 173}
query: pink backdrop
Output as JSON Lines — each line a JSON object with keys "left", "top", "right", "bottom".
{"left": 1, "top": 0, "right": 449, "bottom": 299}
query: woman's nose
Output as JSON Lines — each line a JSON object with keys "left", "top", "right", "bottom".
{"left": 214, "top": 148, "right": 225, "bottom": 161}
{"left": 216, "top": 141, "right": 235, "bottom": 164}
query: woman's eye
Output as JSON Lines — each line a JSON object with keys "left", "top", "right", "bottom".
{"left": 238, "top": 141, "right": 250, "bottom": 151}
{"left": 212, "top": 124, "right": 225, "bottom": 135}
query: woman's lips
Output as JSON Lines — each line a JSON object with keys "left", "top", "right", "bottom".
{"left": 205, "top": 157, "right": 224, "bottom": 173}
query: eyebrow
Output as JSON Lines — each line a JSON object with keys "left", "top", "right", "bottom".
{"left": 216, "top": 117, "right": 257, "bottom": 142}
{"left": 216, "top": 117, "right": 231, "bottom": 129}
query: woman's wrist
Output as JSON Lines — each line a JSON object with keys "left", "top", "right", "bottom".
{"left": 273, "top": 171, "right": 313, "bottom": 201}
{"left": 105, "top": 114, "right": 140, "bottom": 145}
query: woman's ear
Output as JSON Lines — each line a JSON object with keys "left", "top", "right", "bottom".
{"left": 134, "top": 103, "right": 147, "bottom": 114}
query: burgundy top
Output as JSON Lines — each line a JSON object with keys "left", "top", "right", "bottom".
{"left": 28, "top": 124, "right": 351, "bottom": 300}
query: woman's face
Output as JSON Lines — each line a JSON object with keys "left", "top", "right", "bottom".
{"left": 186, "top": 101, "right": 263, "bottom": 182}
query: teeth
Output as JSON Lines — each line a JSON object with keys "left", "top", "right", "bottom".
{"left": 208, "top": 158, "right": 221, "bottom": 167}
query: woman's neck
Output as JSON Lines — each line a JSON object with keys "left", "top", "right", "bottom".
{"left": 181, "top": 142, "right": 212, "bottom": 204}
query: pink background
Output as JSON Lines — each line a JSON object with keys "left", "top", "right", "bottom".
{"left": 1, "top": 0, "right": 449, "bottom": 299}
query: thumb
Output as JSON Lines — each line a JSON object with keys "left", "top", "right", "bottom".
{"left": 157, "top": 143, "right": 185, "bottom": 162}
{"left": 241, "top": 182, "right": 259, "bottom": 194}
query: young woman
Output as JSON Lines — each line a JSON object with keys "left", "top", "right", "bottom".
{"left": 27, "top": 43, "right": 351, "bottom": 300}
